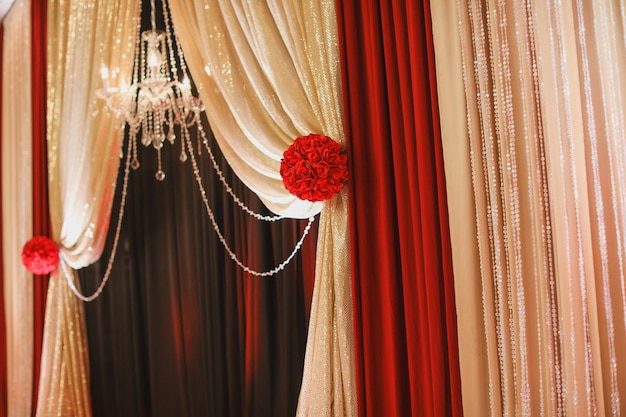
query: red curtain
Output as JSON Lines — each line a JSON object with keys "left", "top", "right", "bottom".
{"left": 0, "top": 25, "right": 6, "bottom": 417}
{"left": 31, "top": 0, "right": 49, "bottom": 411}
{"left": 336, "top": 1, "right": 463, "bottom": 415}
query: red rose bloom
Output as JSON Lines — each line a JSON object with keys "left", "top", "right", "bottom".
{"left": 21, "top": 236, "right": 59, "bottom": 275}
{"left": 280, "top": 134, "right": 348, "bottom": 202}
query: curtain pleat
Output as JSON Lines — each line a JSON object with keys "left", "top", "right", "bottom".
{"left": 0, "top": 24, "right": 6, "bottom": 417}
{"left": 2, "top": 2, "right": 34, "bottom": 415}
{"left": 80, "top": 126, "right": 318, "bottom": 416}
{"left": 336, "top": 1, "right": 463, "bottom": 416}
{"left": 31, "top": 0, "right": 49, "bottom": 409}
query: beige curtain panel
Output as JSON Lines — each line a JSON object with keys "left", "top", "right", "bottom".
{"left": 2, "top": 1, "right": 34, "bottom": 415}
{"left": 36, "top": 0, "right": 139, "bottom": 415}
{"left": 169, "top": 1, "right": 356, "bottom": 415}
{"left": 431, "top": 0, "right": 626, "bottom": 415}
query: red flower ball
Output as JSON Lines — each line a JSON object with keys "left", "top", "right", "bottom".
{"left": 21, "top": 236, "right": 59, "bottom": 275}
{"left": 280, "top": 134, "right": 348, "bottom": 202}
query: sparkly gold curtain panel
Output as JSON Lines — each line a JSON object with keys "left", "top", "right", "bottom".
{"left": 169, "top": 1, "right": 356, "bottom": 415}
{"left": 2, "top": 1, "right": 34, "bottom": 415}
{"left": 37, "top": 0, "right": 138, "bottom": 415}
{"left": 431, "top": 0, "right": 626, "bottom": 415}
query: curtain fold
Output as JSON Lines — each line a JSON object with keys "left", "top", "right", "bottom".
{"left": 36, "top": 0, "right": 138, "bottom": 415}
{"left": 336, "top": 1, "right": 463, "bottom": 416}
{"left": 2, "top": 2, "right": 34, "bottom": 416}
{"left": 169, "top": 1, "right": 356, "bottom": 414}
{"left": 431, "top": 0, "right": 626, "bottom": 415}
{"left": 31, "top": 0, "right": 49, "bottom": 409}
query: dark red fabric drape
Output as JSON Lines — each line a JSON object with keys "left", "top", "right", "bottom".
{"left": 0, "top": 25, "right": 6, "bottom": 417}
{"left": 336, "top": 1, "right": 463, "bottom": 415}
{"left": 31, "top": 0, "right": 49, "bottom": 412}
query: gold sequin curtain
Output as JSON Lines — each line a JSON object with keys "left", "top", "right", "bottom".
{"left": 168, "top": 1, "right": 356, "bottom": 415}
{"left": 2, "top": 1, "right": 34, "bottom": 415}
{"left": 36, "top": 0, "right": 138, "bottom": 415}
{"left": 431, "top": 0, "right": 626, "bottom": 415}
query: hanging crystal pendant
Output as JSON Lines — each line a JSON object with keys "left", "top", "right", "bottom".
{"left": 96, "top": 0, "right": 204, "bottom": 180}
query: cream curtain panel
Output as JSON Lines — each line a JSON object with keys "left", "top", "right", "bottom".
{"left": 2, "top": 1, "right": 34, "bottom": 415}
{"left": 432, "top": 0, "right": 626, "bottom": 416}
{"left": 36, "top": 0, "right": 138, "bottom": 415}
{"left": 169, "top": 1, "right": 356, "bottom": 415}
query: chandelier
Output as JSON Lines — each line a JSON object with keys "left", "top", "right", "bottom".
{"left": 97, "top": 0, "right": 203, "bottom": 180}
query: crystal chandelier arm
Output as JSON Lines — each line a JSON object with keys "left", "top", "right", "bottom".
{"left": 162, "top": 0, "right": 179, "bottom": 82}
{"left": 150, "top": 0, "right": 157, "bottom": 31}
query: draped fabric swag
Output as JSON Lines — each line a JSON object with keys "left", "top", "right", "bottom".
{"left": 37, "top": 0, "right": 138, "bottom": 415}
{"left": 2, "top": 2, "right": 34, "bottom": 414}
{"left": 431, "top": 0, "right": 626, "bottom": 415}
{"left": 336, "top": 1, "right": 463, "bottom": 415}
{"left": 168, "top": 1, "right": 356, "bottom": 414}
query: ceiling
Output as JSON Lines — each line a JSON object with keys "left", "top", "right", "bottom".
{"left": 0, "top": 0, "right": 14, "bottom": 22}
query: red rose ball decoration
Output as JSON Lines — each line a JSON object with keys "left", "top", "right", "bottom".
{"left": 21, "top": 236, "right": 59, "bottom": 275}
{"left": 280, "top": 134, "right": 348, "bottom": 202}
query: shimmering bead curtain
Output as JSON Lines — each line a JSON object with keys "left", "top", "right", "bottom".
{"left": 431, "top": 0, "right": 626, "bottom": 415}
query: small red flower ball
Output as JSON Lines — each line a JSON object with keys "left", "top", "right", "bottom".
{"left": 21, "top": 236, "right": 59, "bottom": 275}
{"left": 280, "top": 134, "right": 348, "bottom": 202}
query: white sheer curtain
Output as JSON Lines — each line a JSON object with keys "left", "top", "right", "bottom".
{"left": 35, "top": 0, "right": 138, "bottom": 415}
{"left": 2, "top": 1, "right": 33, "bottom": 415}
{"left": 431, "top": 0, "right": 626, "bottom": 415}
{"left": 169, "top": 1, "right": 356, "bottom": 415}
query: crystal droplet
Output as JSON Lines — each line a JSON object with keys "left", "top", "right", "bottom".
{"left": 119, "top": 148, "right": 124, "bottom": 159}
{"left": 130, "top": 158, "right": 140, "bottom": 170}
{"left": 168, "top": 133, "right": 176, "bottom": 144}
{"left": 155, "top": 170, "right": 166, "bottom": 181}
{"left": 179, "top": 152, "right": 188, "bottom": 162}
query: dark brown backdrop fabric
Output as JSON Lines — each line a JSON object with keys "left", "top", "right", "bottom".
{"left": 79, "top": 125, "right": 318, "bottom": 417}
